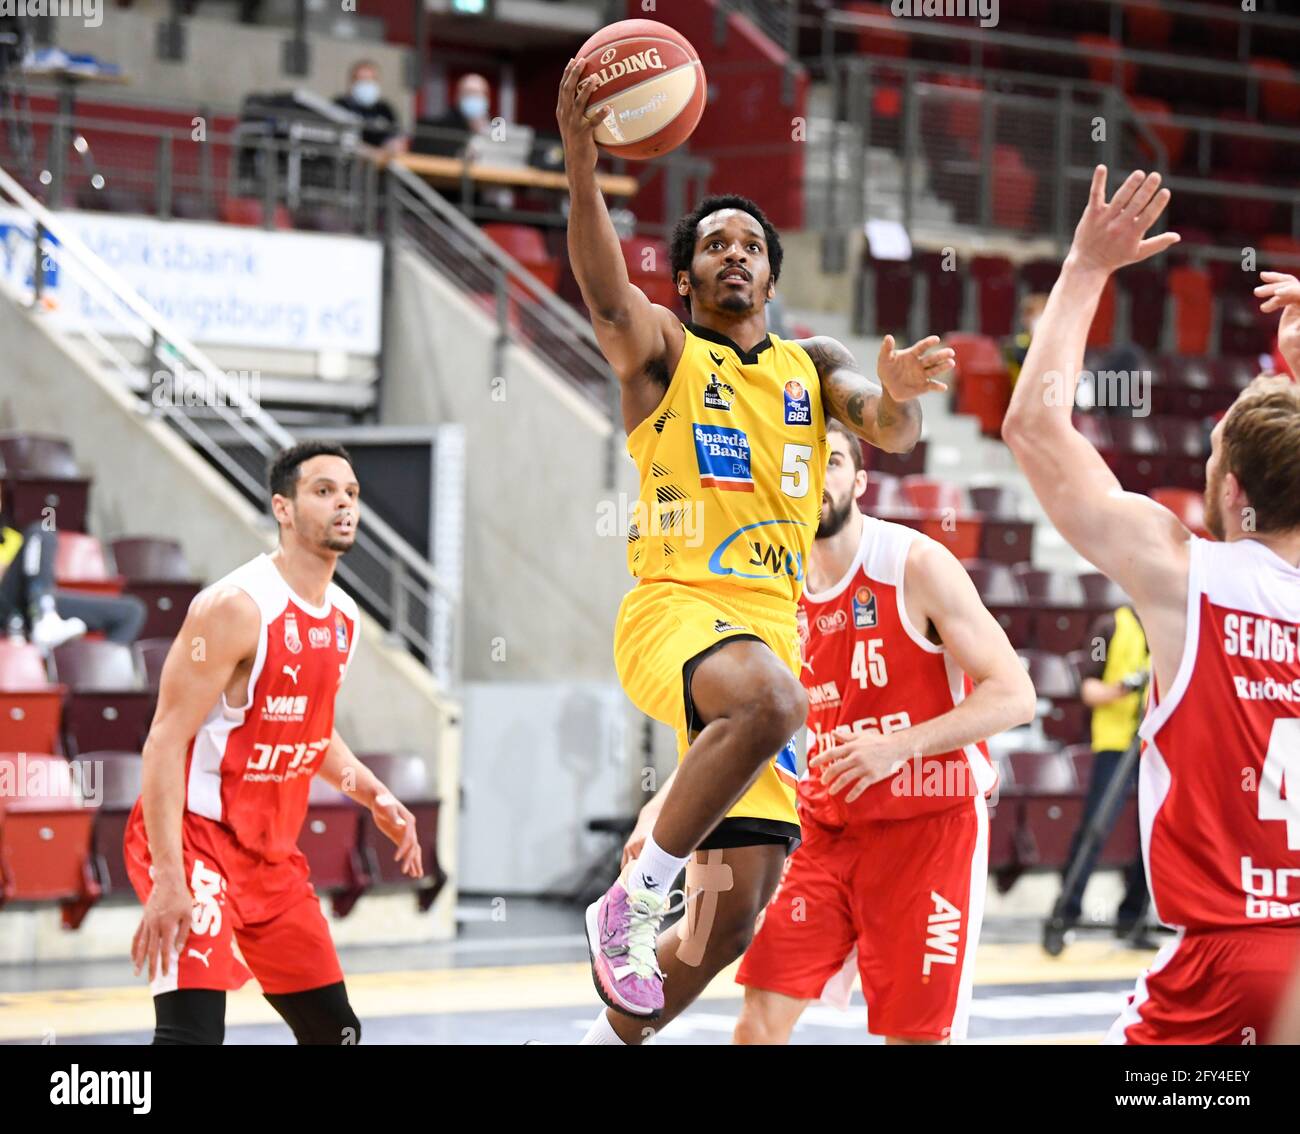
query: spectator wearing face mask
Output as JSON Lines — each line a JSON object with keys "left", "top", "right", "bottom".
{"left": 412, "top": 73, "right": 494, "bottom": 158}
{"left": 334, "top": 60, "right": 400, "bottom": 149}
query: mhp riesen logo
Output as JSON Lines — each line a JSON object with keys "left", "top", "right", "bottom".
{"left": 708, "top": 518, "right": 807, "bottom": 581}
{"left": 693, "top": 423, "right": 753, "bottom": 491}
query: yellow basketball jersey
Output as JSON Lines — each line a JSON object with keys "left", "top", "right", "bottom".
{"left": 625, "top": 323, "right": 828, "bottom": 605}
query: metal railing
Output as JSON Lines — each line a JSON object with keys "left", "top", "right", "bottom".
{"left": 0, "top": 162, "right": 460, "bottom": 684}
{"left": 811, "top": 57, "right": 1300, "bottom": 255}
{"left": 0, "top": 98, "right": 379, "bottom": 233}
{"left": 384, "top": 161, "right": 622, "bottom": 487}
{"left": 822, "top": 5, "right": 1300, "bottom": 116}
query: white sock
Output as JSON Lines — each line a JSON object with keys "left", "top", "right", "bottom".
{"left": 626, "top": 834, "right": 688, "bottom": 898}
{"left": 580, "top": 1010, "right": 626, "bottom": 1045}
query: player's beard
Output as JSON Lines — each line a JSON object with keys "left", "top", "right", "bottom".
{"left": 320, "top": 514, "right": 357, "bottom": 554}
{"left": 816, "top": 489, "right": 855, "bottom": 539}
{"left": 690, "top": 268, "right": 761, "bottom": 316}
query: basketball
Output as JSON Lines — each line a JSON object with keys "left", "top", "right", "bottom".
{"left": 575, "top": 19, "right": 706, "bottom": 161}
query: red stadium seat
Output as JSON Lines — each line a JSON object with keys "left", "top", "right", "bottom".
{"left": 966, "top": 560, "right": 1033, "bottom": 647}
{"left": 1007, "top": 749, "right": 1078, "bottom": 794}
{"left": 844, "top": 2, "right": 911, "bottom": 58}
{"left": 72, "top": 751, "right": 141, "bottom": 895}
{"left": 1019, "top": 650, "right": 1088, "bottom": 745}
{"left": 1015, "top": 566, "right": 1093, "bottom": 654}
{"left": 948, "top": 333, "right": 1011, "bottom": 437}
{"left": 1076, "top": 34, "right": 1137, "bottom": 91}
{"left": 219, "top": 197, "right": 292, "bottom": 230}
{"left": 1078, "top": 571, "right": 1129, "bottom": 613}
{"left": 899, "top": 475, "right": 964, "bottom": 513}
{"left": 970, "top": 256, "right": 1016, "bottom": 337}
{"left": 1151, "top": 487, "right": 1211, "bottom": 538}
{"left": 915, "top": 251, "right": 964, "bottom": 336}
{"left": 483, "top": 224, "right": 561, "bottom": 293}
{"left": 1121, "top": 264, "right": 1167, "bottom": 353}
{"left": 861, "top": 439, "right": 928, "bottom": 480}
{"left": 300, "top": 777, "right": 369, "bottom": 918}
{"left": 51, "top": 640, "right": 154, "bottom": 756}
{"left": 859, "top": 472, "right": 901, "bottom": 513}
{"left": 899, "top": 477, "right": 983, "bottom": 560}
{"left": 1250, "top": 58, "right": 1300, "bottom": 124}
{"left": 109, "top": 537, "right": 201, "bottom": 640}
{"left": 356, "top": 753, "right": 448, "bottom": 911}
{"left": 1124, "top": 2, "right": 1173, "bottom": 49}
{"left": 969, "top": 484, "right": 1033, "bottom": 563}
{"left": 54, "top": 533, "right": 125, "bottom": 597}
{"left": 132, "top": 637, "right": 173, "bottom": 691}
{"left": 1154, "top": 417, "right": 1208, "bottom": 490}
{"left": 991, "top": 146, "right": 1037, "bottom": 232}
{"left": 0, "top": 752, "right": 100, "bottom": 926}
{"left": 0, "top": 432, "right": 91, "bottom": 533}
{"left": 1168, "top": 265, "right": 1213, "bottom": 356}
{"left": 0, "top": 640, "right": 65, "bottom": 754}
{"left": 1086, "top": 276, "right": 1117, "bottom": 349}
{"left": 1128, "top": 96, "right": 1187, "bottom": 168}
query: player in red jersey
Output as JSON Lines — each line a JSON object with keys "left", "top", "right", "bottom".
{"left": 1002, "top": 166, "right": 1300, "bottom": 1044}
{"left": 728, "top": 420, "right": 1035, "bottom": 1043}
{"left": 127, "top": 441, "right": 423, "bottom": 1045}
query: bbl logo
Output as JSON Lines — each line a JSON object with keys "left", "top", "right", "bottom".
{"left": 852, "top": 585, "right": 878, "bottom": 629}
{"left": 784, "top": 379, "right": 811, "bottom": 426}
{"left": 335, "top": 612, "right": 349, "bottom": 653}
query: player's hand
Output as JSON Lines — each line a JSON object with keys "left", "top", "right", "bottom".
{"left": 1067, "top": 165, "right": 1181, "bottom": 276}
{"left": 621, "top": 807, "right": 657, "bottom": 869}
{"left": 131, "top": 872, "right": 193, "bottom": 981}
{"left": 1255, "top": 271, "right": 1300, "bottom": 375}
{"left": 876, "top": 334, "right": 954, "bottom": 401}
{"left": 556, "top": 56, "right": 607, "bottom": 175}
{"left": 372, "top": 792, "right": 422, "bottom": 878}
{"left": 808, "top": 731, "right": 920, "bottom": 805}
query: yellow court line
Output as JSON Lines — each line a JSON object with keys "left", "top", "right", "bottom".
{"left": 0, "top": 940, "right": 1146, "bottom": 1042}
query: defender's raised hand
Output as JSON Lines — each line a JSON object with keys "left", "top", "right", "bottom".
{"left": 1068, "top": 165, "right": 1181, "bottom": 275}
{"left": 876, "top": 333, "right": 954, "bottom": 401}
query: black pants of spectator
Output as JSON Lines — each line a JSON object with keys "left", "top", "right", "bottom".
{"left": 1058, "top": 746, "right": 1150, "bottom": 929}
{"left": 0, "top": 524, "right": 146, "bottom": 645}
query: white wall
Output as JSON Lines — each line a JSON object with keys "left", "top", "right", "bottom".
{"left": 58, "top": 7, "right": 411, "bottom": 120}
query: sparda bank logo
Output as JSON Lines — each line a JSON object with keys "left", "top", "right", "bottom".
{"left": 708, "top": 519, "right": 807, "bottom": 581}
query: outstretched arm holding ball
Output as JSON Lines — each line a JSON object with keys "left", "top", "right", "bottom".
{"left": 558, "top": 56, "right": 685, "bottom": 437}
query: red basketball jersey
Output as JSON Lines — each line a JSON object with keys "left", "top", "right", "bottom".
{"left": 796, "top": 516, "right": 996, "bottom": 827}
{"left": 179, "top": 554, "right": 359, "bottom": 862}
{"left": 1139, "top": 537, "right": 1300, "bottom": 930}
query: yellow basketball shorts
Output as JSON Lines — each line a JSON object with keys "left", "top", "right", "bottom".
{"left": 613, "top": 579, "right": 802, "bottom": 845}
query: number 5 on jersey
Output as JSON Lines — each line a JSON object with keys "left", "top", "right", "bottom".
{"left": 782, "top": 443, "right": 813, "bottom": 498}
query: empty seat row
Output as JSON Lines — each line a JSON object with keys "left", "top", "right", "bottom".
{"left": 0, "top": 751, "right": 447, "bottom": 924}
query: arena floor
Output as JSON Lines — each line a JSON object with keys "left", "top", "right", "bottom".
{"left": 0, "top": 901, "right": 1163, "bottom": 1045}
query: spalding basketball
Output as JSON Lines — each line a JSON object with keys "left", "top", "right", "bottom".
{"left": 576, "top": 19, "right": 706, "bottom": 161}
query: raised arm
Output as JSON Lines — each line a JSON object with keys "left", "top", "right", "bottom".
{"left": 557, "top": 57, "right": 682, "bottom": 432}
{"left": 810, "top": 539, "right": 1036, "bottom": 801}
{"left": 131, "top": 585, "right": 260, "bottom": 980}
{"left": 1000, "top": 166, "right": 1190, "bottom": 608}
{"left": 1255, "top": 271, "right": 1300, "bottom": 378}
{"left": 799, "top": 333, "right": 952, "bottom": 454}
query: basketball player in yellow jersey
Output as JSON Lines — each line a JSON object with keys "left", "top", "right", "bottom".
{"left": 558, "top": 56, "right": 954, "bottom": 1041}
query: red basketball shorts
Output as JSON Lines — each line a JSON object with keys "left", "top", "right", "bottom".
{"left": 124, "top": 803, "right": 343, "bottom": 996}
{"left": 1106, "top": 923, "right": 1300, "bottom": 1044}
{"left": 736, "top": 795, "right": 988, "bottom": 1041}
